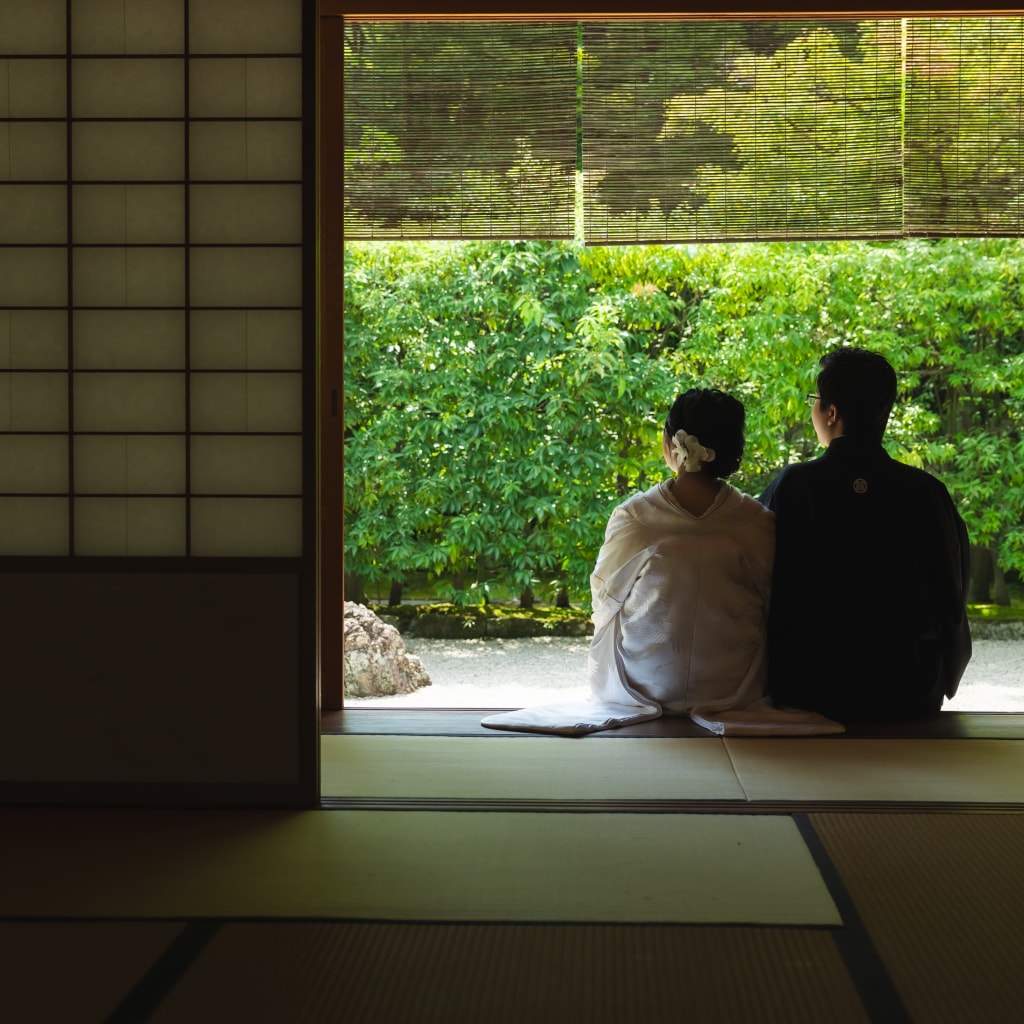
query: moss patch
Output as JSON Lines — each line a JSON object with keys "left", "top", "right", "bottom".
{"left": 968, "top": 604, "right": 1024, "bottom": 622}
{"left": 370, "top": 603, "right": 594, "bottom": 639}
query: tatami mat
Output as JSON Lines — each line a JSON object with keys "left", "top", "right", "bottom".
{"left": 321, "top": 735, "right": 746, "bottom": 800}
{"left": 724, "top": 738, "right": 1024, "bottom": 803}
{"left": 0, "top": 809, "right": 838, "bottom": 925}
{"left": 151, "top": 922, "right": 867, "bottom": 1024}
{"left": 811, "top": 812, "right": 1024, "bottom": 1024}
{"left": 0, "top": 921, "right": 183, "bottom": 1023}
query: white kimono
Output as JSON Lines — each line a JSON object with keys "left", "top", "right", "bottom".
{"left": 482, "top": 481, "right": 843, "bottom": 736}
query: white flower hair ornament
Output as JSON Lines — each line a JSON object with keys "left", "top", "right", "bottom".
{"left": 670, "top": 430, "right": 716, "bottom": 473}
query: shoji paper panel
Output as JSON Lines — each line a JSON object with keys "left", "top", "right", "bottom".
{"left": 72, "top": 59, "right": 185, "bottom": 118}
{"left": 0, "top": 0, "right": 306, "bottom": 556}
{"left": 0, "top": 436, "right": 67, "bottom": 491}
{"left": 189, "top": 0, "right": 302, "bottom": 55}
{"left": 75, "top": 435, "right": 186, "bottom": 493}
{"left": 0, "top": 498, "right": 67, "bottom": 554}
{"left": 71, "top": 0, "right": 184, "bottom": 54}
{"left": 0, "top": 59, "right": 65, "bottom": 116}
{"left": 187, "top": 0, "right": 304, "bottom": 557}
{"left": 189, "top": 248, "right": 302, "bottom": 307}
{"left": 72, "top": 123, "right": 185, "bottom": 180}
{"left": 0, "top": 311, "right": 66, "bottom": 369}
{"left": 190, "top": 58, "right": 302, "bottom": 117}
{"left": 75, "top": 496, "right": 185, "bottom": 555}
{"left": 0, "top": 0, "right": 64, "bottom": 55}
{"left": 73, "top": 185, "right": 185, "bottom": 245}
{"left": 0, "top": 373, "right": 68, "bottom": 430}
{"left": 191, "top": 373, "right": 301, "bottom": 432}
{"left": 191, "top": 498, "right": 302, "bottom": 556}
{"left": 190, "top": 311, "right": 301, "bottom": 370}
{"left": 0, "top": 250, "right": 67, "bottom": 305}
{"left": 74, "top": 310, "right": 184, "bottom": 370}
{"left": 0, "top": 123, "right": 66, "bottom": 179}
{"left": 74, "top": 374, "right": 185, "bottom": 432}
{"left": 0, "top": 185, "right": 67, "bottom": 243}
{"left": 191, "top": 436, "right": 302, "bottom": 494}
{"left": 189, "top": 122, "right": 302, "bottom": 181}
{"left": 73, "top": 248, "right": 186, "bottom": 306}
{"left": 190, "top": 185, "right": 302, "bottom": 244}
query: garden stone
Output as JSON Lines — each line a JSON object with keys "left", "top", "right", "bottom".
{"left": 344, "top": 602, "right": 432, "bottom": 697}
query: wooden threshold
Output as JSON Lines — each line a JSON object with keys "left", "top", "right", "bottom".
{"left": 322, "top": 709, "right": 1024, "bottom": 740}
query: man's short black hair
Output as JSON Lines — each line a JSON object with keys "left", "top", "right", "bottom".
{"left": 664, "top": 387, "right": 746, "bottom": 478}
{"left": 817, "top": 347, "right": 897, "bottom": 442}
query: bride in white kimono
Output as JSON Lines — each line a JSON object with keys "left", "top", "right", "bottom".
{"left": 482, "top": 388, "right": 842, "bottom": 737}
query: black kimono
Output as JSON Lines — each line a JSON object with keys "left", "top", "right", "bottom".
{"left": 759, "top": 436, "right": 971, "bottom": 721}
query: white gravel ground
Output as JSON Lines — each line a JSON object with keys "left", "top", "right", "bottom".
{"left": 348, "top": 636, "right": 1024, "bottom": 711}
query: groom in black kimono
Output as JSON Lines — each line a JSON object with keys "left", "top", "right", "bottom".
{"left": 760, "top": 347, "right": 972, "bottom": 722}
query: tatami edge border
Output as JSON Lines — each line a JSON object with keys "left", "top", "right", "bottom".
{"left": 319, "top": 797, "right": 1024, "bottom": 814}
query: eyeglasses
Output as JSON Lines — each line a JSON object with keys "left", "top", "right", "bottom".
{"left": 806, "top": 393, "right": 821, "bottom": 407}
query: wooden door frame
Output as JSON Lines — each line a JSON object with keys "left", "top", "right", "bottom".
{"left": 320, "top": 12, "right": 346, "bottom": 710}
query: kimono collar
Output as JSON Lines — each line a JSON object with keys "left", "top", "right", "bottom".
{"left": 823, "top": 435, "right": 891, "bottom": 464}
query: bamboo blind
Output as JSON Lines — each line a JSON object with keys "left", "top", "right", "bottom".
{"left": 344, "top": 16, "right": 1024, "bottom": 244}
{"left": 342, "top": 20, "right": 578, "bottom": 240}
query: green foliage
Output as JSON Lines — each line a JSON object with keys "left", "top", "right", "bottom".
{"left": 345, "top": 236, "right": 1024, "bottom": 607}
{"left": 344, "top": 240, "right": 677, "bottom": 605}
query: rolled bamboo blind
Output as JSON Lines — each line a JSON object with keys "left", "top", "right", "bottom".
{"left": 582, "top": 19, "right": 904, "bottom": 243}
{"left": 344, "top": 16, "right": 1024, "bottom": 244}
{"left": 904, "top": 17, "right": 1024, "bottom": 236}
{"left": 342, "top": 20, "right": 578, "bottom": 239}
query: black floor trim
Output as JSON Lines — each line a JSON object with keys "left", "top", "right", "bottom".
{"left": 104, "top": 920, "right": 222, "bottom": 1024}
{"left": 320, "top": 795, "right": 1024, "bottom": 814}
{"left": 794, "top": 813, "right": 912, "bottom": 1024}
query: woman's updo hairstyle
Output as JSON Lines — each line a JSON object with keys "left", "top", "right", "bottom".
{"left": 664, "top": 388, "right": 746, "bottom": 479}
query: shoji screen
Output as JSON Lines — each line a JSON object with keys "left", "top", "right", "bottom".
{"left": 0, "top": 0, "right": 305, "bottom": 557}
{"left": 0, "top": 0, "right": 314, "bottom": 807}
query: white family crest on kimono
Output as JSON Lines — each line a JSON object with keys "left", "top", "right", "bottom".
{"left": 482, "top": 481, "right": 844, "bottom": 737}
